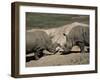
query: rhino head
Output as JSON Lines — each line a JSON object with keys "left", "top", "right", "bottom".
{"left": 62, "top": 33, "right": 73, "bottom": 54}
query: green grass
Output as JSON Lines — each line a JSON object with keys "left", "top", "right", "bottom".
{"left": 26, "top": 12, "right": 89, "bottom": 30}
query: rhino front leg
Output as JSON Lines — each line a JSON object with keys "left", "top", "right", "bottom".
{"left": 77, "top": 42, "right": 85, "bottom": 54}
{"left": 34, "top": 52, "right": 39, "bottom": 60}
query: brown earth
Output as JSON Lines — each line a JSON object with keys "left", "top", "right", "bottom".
{"left": 26, "top": 46, "right": 89, "bottom": 67}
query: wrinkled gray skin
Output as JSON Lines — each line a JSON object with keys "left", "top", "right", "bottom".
{"left": 63, "top": 26, "right": 89, "bottom": 54}
{"left": 26, "top": 31, "right": 56, "bottom": 60}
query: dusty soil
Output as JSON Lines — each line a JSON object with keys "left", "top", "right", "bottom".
{"left": 26, "top": 46, "right": 89, "bottom": 67}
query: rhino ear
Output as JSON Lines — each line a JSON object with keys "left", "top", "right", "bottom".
{"left": 63, "top": 33, "right": 66, "bottom": 36}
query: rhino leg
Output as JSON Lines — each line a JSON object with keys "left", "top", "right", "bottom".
{"left": 87, "top": 47, "right": 89, "bottom": 52}
{"left": 77, "top": 42, "right": 85, "bottom": 54}
{"left": 34, "top": 52, "right": 40, "bottom": 60}
{"left": 34, "top": 50, "right": 45, "bottom": 60}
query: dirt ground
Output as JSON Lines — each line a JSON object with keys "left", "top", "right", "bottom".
{"left": 26, "top": 46, "right": 89, "bottom": 67}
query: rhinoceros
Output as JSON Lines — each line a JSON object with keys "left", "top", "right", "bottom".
{"left": 62, "top": 26, "right": 89, "bottom": 54}
{"left": 27, "top": 22, "right": 89, "bottom": 54}
{"left": 26, "top": 31, "right": 56, "bottom": 60}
